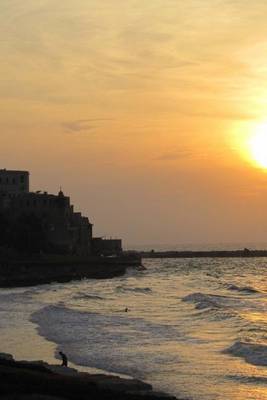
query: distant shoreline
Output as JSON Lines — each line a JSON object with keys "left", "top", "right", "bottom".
{"left": 135, "top": 249, "right": 267, "bottom": 258}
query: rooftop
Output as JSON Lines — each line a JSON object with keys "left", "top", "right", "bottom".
{"left": 0, "top": 169, "right": 29, "bottom": 174}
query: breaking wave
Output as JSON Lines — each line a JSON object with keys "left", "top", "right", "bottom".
{"left": 182, "top": 292, "right": 233, "bottom": 310}
{"left": 226, "top": 284, "right": 259, "bottom": 294}
{"left": 31, "top": 304, "right": 180, "bottom": 378}
{"left": 116, "top": 286, "right": 152, "bottom": 294}
{"left": 225, "top": 341, "right": 267, "bottom": 367}
{"left": 72, "top": 292, "right": 104, "bottom": 301}
{"left": 226, "top": 374, "right": 267, "bottom": 385}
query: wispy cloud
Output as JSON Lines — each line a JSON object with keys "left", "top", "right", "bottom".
{"left": 61, "top": 118, "right": 112, "bottom": 133}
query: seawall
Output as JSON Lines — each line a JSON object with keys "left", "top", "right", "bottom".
{"left": 0, "top": 255, "right": 142, "bottom": 288}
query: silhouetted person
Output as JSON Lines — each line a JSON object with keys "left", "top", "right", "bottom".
{"left": 59, "top": 351, "right": 68, "bottom": 367}
{"left": 125, "top": 307, "right": 128, "bottom": 312}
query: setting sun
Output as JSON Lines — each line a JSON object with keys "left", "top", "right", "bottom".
{"left": 248, "top": 124, "right": 267, "bottom": 169}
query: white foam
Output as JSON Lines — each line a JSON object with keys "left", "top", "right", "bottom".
{"left": 31, "top": 304, "right": 181, "bottom": 378}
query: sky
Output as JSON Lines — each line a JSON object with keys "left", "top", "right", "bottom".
{"left": 2, "top": 0, "right": 267, "bottom": 248}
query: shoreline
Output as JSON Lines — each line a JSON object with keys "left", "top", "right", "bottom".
{"left": 0, "top": 353, "right": 178, "bottom": 400}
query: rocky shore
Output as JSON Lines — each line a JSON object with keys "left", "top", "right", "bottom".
{"left": 0, "top": 353, "right": 178, "bottom": 400}
{"left": 0, "top": 254, "right": 142, "bottom": 288}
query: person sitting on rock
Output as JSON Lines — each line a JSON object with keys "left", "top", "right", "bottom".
{"left": 59, "top": 351, "right": 68, "bottom": 367}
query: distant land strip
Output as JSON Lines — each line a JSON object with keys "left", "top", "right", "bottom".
{"left": 136, "top": 249, "right": 267, "bottom": 258}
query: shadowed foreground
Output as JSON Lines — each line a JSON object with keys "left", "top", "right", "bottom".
{"left": 0, "top": 354, "right": 178, "bottom": 400}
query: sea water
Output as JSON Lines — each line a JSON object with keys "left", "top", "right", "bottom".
{"left": 1, "top": 258, "right": 267, "bottom": 400}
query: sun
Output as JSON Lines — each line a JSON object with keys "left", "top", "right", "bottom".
{"left": 248, "top": 123, "right": 267, "bottom": 169}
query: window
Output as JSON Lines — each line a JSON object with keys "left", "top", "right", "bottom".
{"left": 12, "top": 178, "right": 16, "bottom": 184}
{"left": 20, "top": 175, "right": 24, "bottom": 183}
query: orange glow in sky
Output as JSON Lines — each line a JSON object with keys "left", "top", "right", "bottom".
{"left": 2, "top": 1, "right": 267, "bottom": 246}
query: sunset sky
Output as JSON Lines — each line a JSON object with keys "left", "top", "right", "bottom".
{"left": 2, "top": 0, "right": 267, "bottom": 247}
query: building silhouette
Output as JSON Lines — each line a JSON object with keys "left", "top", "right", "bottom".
{"left": 0, "top": 170, "right": 29, "bottom": 193}
{"left": 0, "top": 169, "right": 122, "bottom": 256}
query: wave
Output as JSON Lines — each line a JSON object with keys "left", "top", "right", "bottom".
{"left": 226, "top": 284, "right": 259, "bottom": 294}
{"left": 181, "top": 292, "right": 242, "bottom": 322}
{"left": 225, "top": 341, "right": 267, "bottom": 367}
{"left": 182, "top": 292, "right": 232, "bottom": 310}
{"left": 31, "top": 304, "right": 180, "bottom": 378}
{"left": 72, "top": 292, "right": 104, "bottom": 301}
{"left": 116, "top": 286, "right": 152, "bottom": 294}
{"left": 226, "top": 374, "right": 267, "bottom": 385}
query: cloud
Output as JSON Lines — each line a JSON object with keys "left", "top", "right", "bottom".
{"left": 61, "top": 118, "right": 112, "bottom": 133}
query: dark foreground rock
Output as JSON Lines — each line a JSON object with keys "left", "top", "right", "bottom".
{"left": 0, "top": 354, "right": 178, "bottom": 400}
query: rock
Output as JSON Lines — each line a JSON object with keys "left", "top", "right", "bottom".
{"left": 48, "top": 365, "right": 79, "bottom": 376}
{"left": 83, "top": 375, "right": 153, "bottom": 392}
{"left": 0, "top": 354, "right": 178, "bottom": 400}
{"left": 0, "top": 353, "right": 14, "bottom": 361}
{"left": 128, "top": 391, "right": 177, "bottom": 399}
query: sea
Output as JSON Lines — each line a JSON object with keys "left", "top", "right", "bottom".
{"left": 1, "top": 248, "right": 267, "bottom": 400}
